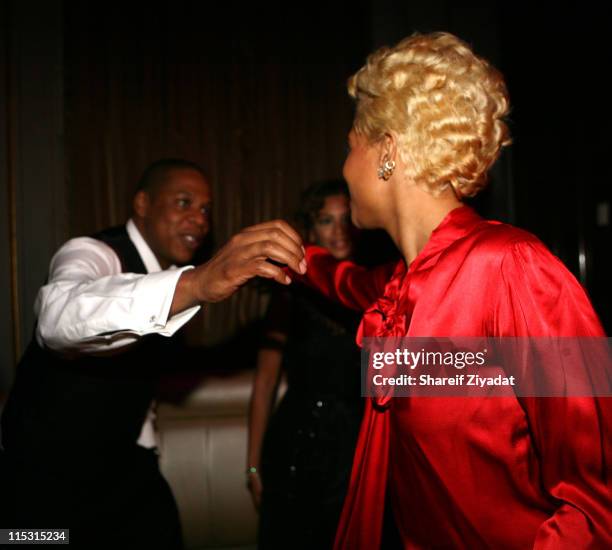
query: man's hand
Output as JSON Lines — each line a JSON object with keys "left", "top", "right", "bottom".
{"left": 171, "top": 220, "right": 305, "bottom": 313}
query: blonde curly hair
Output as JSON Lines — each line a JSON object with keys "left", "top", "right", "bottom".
{"left": 348, "top": 32, "right": 511, "bottom": 197}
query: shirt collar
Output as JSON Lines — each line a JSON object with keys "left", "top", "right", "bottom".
{"left": 126, "top": 218, "right": 163, "bottom": 274}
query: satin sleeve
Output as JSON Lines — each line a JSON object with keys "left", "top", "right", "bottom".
{"left": 496, "top": 239, "right": 611, "bottom": 549}
{"left": 291, "top": 245, "right": 396, "bottom": 312}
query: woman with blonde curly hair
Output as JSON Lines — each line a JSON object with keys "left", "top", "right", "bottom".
{"left": 296, "top": 32, "right": 610, "bottom": 549}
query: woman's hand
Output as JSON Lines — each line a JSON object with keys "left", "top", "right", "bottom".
{"left": 247, "top": 470, "right": 263, "bottom": 510}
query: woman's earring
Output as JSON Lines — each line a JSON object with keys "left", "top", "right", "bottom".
{"left": 377, "top": 159, "right": 396, "bottom": 181}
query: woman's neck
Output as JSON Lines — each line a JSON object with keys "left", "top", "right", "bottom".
{"left": 385, "top": 184, "right": 462, "bottom": 264}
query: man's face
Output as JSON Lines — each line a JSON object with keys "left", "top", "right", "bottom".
{"left": 134, "top": 168, "right": 213, "bottom": 268}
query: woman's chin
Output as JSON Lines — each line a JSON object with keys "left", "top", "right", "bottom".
{"left": 350, "top": 212, "right": 364, "bottom": 229}
{"left": 351, "top": 214, "right": 374, "bottom": 231}
{"left": 330, "top": 247, "right": 353, "bottom": 261}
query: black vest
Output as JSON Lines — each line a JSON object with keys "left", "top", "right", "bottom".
{"left": 1, "top": 226, "right": 183, "bottom": 467}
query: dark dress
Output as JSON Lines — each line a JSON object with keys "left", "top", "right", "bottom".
{"left": 257, "top": 284, "right": 364, "bottom": 550}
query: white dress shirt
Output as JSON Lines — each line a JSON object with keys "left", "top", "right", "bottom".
{"left": 35, "top": 219, "right": 201, "bottom": 447}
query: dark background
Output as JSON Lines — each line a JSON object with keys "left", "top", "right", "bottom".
{"left": 1, "top": 1, "right": 610, "bottom": 394}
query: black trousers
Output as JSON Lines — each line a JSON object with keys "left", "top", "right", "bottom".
{"left": 1, "top": 446, "right": 183, "bottom": 550}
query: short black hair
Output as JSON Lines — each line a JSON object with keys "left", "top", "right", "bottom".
{"left": 135, "top": 158, "right": 208, "bottom": 197}
{"left": 296, "top": 179, "right": 349, "bottom": 236}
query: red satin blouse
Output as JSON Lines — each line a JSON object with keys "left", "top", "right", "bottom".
{"left": 299, "top": 206, "right": 611, "bottom": 549}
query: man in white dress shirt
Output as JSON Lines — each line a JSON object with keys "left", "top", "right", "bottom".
{"left": 0, "top": 159, "right": 306, "bottom": 549}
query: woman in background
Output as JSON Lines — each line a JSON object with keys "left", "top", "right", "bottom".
{"left": 247, "top": 181, "right": 364, "bottom": 550}
{"left": 298, "top": 32, "right": 610, "bottom": 549}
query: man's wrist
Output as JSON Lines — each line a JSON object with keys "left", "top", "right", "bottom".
{"left": 171, "top": 268, "right": 205, "bottom": 315}
{"left": 189, "top": 263, "right": 214, "bottom": 303}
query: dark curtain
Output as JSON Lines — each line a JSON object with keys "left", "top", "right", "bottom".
{"left": 64, "top": 1, "right": 369, "bottom": 345}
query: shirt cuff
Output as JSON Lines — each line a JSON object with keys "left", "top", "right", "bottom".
{"left": 131, "top": 265, "right": 201, "bottom": 337}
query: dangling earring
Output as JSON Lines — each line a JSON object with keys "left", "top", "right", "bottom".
{"left": 377, "top": 159, "right": 396, "bottom": 181}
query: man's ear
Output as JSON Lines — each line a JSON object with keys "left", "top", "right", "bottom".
{"left": 133, "top": 190, "right": 150, "bottom": 219}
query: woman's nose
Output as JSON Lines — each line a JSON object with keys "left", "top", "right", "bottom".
{"left": 333, "top": 221, "right": 349, "bottom": 237}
